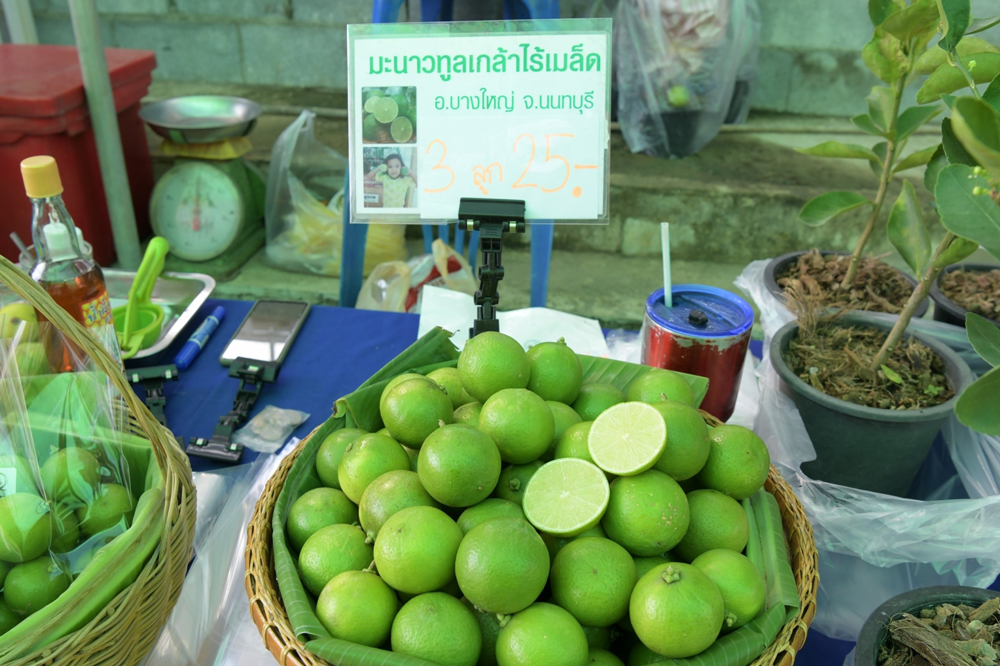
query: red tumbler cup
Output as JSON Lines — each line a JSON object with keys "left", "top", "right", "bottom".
{"left": 641, "top": 285, "right": 754, "bottom": 422}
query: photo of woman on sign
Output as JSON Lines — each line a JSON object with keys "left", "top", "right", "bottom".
{"left": 363, "top": 148, "right": 418, "bottom": 209}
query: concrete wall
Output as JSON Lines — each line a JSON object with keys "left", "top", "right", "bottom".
{"left": 9, "top": 0, "right": 1000, "bottom": 116}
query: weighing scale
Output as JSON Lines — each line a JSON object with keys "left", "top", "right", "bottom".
{"left": 140, "top": 96, "right": 266, "bottom": 280}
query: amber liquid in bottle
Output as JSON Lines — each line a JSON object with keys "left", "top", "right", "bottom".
{"left": 36, "top": 265, "right": 111, "bottom": 373}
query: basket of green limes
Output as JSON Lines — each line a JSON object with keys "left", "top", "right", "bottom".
{"left": 246, "top": 328, "right": 818, "bottom": 666}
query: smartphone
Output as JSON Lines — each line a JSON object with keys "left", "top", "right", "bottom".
{"left": 219, "top": 300, "right": 310, "bottom": 366}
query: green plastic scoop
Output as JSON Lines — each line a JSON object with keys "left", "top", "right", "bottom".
{"left": 113, "top": 237, "right": 170, "bottom": 359}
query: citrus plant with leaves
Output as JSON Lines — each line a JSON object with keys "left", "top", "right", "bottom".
{"left": 956, "top": 313, "right": 1000, "bottom": 435}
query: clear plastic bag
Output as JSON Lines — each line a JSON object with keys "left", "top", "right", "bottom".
{"left": 357, "top": 239, "right": 477, "bottom": 314}
{"left": 232, "top": 405, "right": 310, "bottom": 454}
{"left": 265, "top": 111, "right": 407, "bottom": 277}
{"left": 734, "top": 259, "right": 1000, "bottom": 641}
{"left": 614, "top": 0, "right": 759, "bottom": 158}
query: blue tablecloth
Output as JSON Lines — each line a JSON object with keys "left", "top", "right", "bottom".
{"left": 130, "top": 298, "right": 995, "bottom": 666}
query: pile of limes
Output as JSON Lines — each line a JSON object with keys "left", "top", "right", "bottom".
{"left": 291, "top": 332, "right": 772, "bottom": 666}
{"left": 362, "top": 88, "right": 417, "bottom": 144}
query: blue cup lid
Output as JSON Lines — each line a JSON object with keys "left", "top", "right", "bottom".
{"left": 646, "top": 285, "right": 754, "bottom": 338}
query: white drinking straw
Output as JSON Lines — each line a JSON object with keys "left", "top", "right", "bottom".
{"left": 661, "top": 222, "right": 672, "bottom": 308}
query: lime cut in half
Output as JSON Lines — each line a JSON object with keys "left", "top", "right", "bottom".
{"left": 522, "top": 458, "right": 610, "bottom": 537}
{"left": 390, "top": 116, "right": 414, "bottom": 143}
{"left": 588, "top": 402, "right": 667, "bottom": 476}
{"left": 374, "top": 97, "right": 399, "bottom": 123}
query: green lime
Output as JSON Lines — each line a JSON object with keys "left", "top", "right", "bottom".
{"left": 50, "top": 502, "right": 80, "bottom": 553}
{"left": 76, "top": 484, "right": 134, "bottom": 538}
{"left": 550, "top": 537, "right": 637, "bottom": 627}
{"left": 526, "top": 339, "right": 583, "bottom": 404}
{"left": 418, "top": 424, "right": 502, "bottom": 507}
{"left": 365, "top": 88, "right": 385, "bottom": 102}
{"left": 458, "top": 332, "right": 530, "bottom": 403}
{"left": 457, "top": 498, "right": 524, "bottom": 534}
{"left": 0, "top": 493, "right": 52, "bottom": 562}
{"left": 287, "top": 487, "right": 358, "bottom": 552}
{"left": 522, "top": 459, "right": 609, "bottom": 537}
{"left": 3, "top": 555, "right": 71, "bottom": 616}
{"left": 392, "top": 592, "right": 482, "bottom": 666}
{"left": 494, "top": 461, "right": 544, "bottom": 506}
{"left": 456, "top": 517, "right": 549, "bottom": 614}
{"left": 338, "top": 433, "right": 411, "bottom": 503}
{"left": 572, "top": 384, "right": 625, "bottom": 421}
{"left": 374, "top": 506, "right": 463, "bottom": 594}
{"left": 0, "top": 598, "right": 20, "bottom": 635}
{"left": 363, "top": 96, "right": 379, "bottom": 114}
{"left": 40, "top": 448, "right": 101, "bottom": 506}
{"left": 540, "top": 523, "right": 606, "bottom": 562}
{"left": 316, "top": 428, "right": 367, "bottom": 489}
{"left": 581, "top": 625, "right": 613, "bottom": 650}
{"left": 0, "top": 560, "right": 9, "bottom": 587}
{"left": 391, "top": 92, "right": 410, "bottom": 115}
{"left": 381, "top": 378, "right": 454, "bottom": 448}
{"left": 428, "top": 367, "right": 474, "bottom": 409}
{"left": 588, "top": 403, "right": 667, "bottom": 476}
{"left": 362, "top": 114, "right": 379, "bottom": 141}
{"left": 673, "top": 489, "right": 749, "bottom": 562}
{"left": 588, "top": 648, "right": 624, "bottom": 666}
{"left": 496, "top": 602, "right": 588, "bottom": 666}
{"left": 554, "top": 421, "right": 595, "bottom": 464}
{"left": 691, "top": 549, "right": 765, "bottom": 631}
{"left": 548, "top": 401, "right": 583, "bottom": 443}
{"left": 697, "top": 425, "right": 770, "bottom": 500}
{"left": 0, "top": 454, "right": 39, "bottom": 495}
{"left": 650, "top": 402, "right": 710, "bottom": 481}
{"left": 630, "top": 563, "right": 724, "bottom": 658}
{"left": 602, "top": 471, "right": 688, "bottom": 556}
{"left": 14, "top": 342, "right": 48, "bottom": 376}
{"left": 626, "top": 369, "right": 694, "bottom": 406}
{"left": 373, "top": 96, "right": 400, "bottom": 123}
{"left": 464, "top": 597, "right": 503, "bottom": 666}
{"left": 634, "top": 554, "right": 674, "bottom": 580}
{"left": 359, "top": 469, "right": 440, "bottom": 539}
{"left": 480, "top": 389, "right": 554, "bottom": 464}
{"left": 390, "top": 116, "right": 414, "bottom": 143}
{"left": 317, "top": 570, "right": 398, "bottom": 646}
{"left": 298, "top": 524, "right": 372, "bottom": 597}
{"left": 454, "top": 401, "right": 483, "bottom": 427}
{"left": 380, "top": 373, "right": 432, "bottom": 410}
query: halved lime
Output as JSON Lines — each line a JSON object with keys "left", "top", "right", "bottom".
{"left": 390, "top": 116, "right": 414, "bottom": 143}
{"left": 364, "top": 97, "right": 380, "bottom": 114}
{"left": 522, "top": 458, "right": 609, "bottom": 537}
{"left": 588, "top": 402, "right": 667, "bottom": 476}
{"left": 373, "top": 97, "right": 399, "bottom": 124}
{"left": 365, "top": 89, "right": 385, "bottom": 102}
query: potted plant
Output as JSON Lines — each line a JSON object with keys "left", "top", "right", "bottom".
{"left": 929, "top": 263, "right": 1000, "bottom": 328}
{"left": 769, "top": 0, "right": 1000, "bottom": 496}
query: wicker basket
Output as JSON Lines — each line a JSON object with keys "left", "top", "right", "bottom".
{"left": 246, "top": 410, "right": 819, "bottom": 666}
{"left": 0, "top": 257, "right": 196, "bottom": 666}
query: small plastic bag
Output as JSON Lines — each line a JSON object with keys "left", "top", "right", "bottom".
{"left": 232, "top": 405, "right": 310, "bottom": 454}
{"left": 357, "top": 239, "right": 477, "bottom": 314}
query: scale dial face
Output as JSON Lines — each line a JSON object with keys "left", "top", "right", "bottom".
{"left": 150, "top": 161, "right": 244, "bottom": 262}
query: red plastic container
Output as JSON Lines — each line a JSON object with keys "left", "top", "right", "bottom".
{"left": 0, "top": 45, "right": 157, "bottom": 266}
{"left": 641, "top": 285, "right": 754, "bottom": 422}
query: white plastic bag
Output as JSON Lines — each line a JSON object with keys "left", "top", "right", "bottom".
{"left": 734, "top": 259, "right": 1000, "bottom": 641}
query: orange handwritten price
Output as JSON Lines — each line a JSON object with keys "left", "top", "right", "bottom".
{"left": 423, "top": 139, "right": 455, "bottom": 193}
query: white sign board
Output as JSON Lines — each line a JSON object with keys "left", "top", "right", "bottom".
{"left": 347, "top": 20, "right": 612, "bottom": 223}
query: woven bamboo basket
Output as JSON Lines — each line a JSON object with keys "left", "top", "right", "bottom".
{"left": 246, "top": 408, "right": 819, "bottom": 666}
{"left": 0, "top": 257, "right": 196, "bottom": 666}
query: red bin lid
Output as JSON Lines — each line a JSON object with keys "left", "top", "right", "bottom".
{"left": 0, "top": 45, "right": 156, "bottom": 119}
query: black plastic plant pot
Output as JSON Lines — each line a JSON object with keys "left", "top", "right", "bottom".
{"left": 764, "top": 250, "right": 930, "bottom": 319}
{"left": 769, "top": 312, "right": 975, "bottom": 497}
{"left": 854, "top": 586, "right": 1000, "bottom": 666}
{"left": 929, "top": 263, "right": 1000, "bottom": 329}
{"left": 724, "top": 80, "right": 752, "bottom": 125}
{"left": 660, "top": 110, "right": 703, "bottom": 158}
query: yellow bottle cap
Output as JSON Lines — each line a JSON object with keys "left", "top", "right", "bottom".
{"left": 21, "top": 156, "right": 64, "bottom": 199}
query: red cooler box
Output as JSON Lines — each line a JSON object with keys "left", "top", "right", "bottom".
{"left": 0, "top": 45, "right": 156, "bottom": 266}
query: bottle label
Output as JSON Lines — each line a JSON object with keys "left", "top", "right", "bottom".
{"left": 81, "top": 292, "right": 113, "bottom": 329}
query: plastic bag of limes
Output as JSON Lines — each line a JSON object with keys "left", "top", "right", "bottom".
{"left": 0, "top": 316, "right": 164, "bottom": 653}
{"left": 273, "top": 328, "right": 800, "bottom": 666}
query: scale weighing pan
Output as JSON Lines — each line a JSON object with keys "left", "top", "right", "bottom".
{"left": 139, "top": 95, "right": 261, "bottom": 144}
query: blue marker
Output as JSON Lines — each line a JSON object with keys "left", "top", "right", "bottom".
{"left": 173, "top": 306, "right": 225, "bottom": 371}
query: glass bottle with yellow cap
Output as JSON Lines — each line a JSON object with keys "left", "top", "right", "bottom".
{"left": 21, "top": 155, "right": 114, "bottom": 371}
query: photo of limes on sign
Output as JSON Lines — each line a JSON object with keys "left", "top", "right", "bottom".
{"left": 362, "top": 87, "right": 417, "bottom": 145}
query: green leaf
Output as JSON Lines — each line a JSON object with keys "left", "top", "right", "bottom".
{"left": 870, "top": 0, "right": 904, "bottom": 26}
{"left": 936, "top": 0, "right": 971, "bottom": 53}
{"left": 867, "top": 86, "right": 898, "bottom": 132}
{"left": 932, "top": 235, "right": 979, "bottom": 268}
{"left": 887, "top": 180, "right": 933, "bottom": 276}
{"left": 897, "top": 105, "right": 944, "bottom": 142}
{"left": 924, "top": 143, "right": 948, "bottom": 192}
{"left": 956, "top": 366, "right": 1000, "bottom": 435}
{"left": 864, "top": 28, "right": 911, "bottom": 84}
{"left": 936, "top": 164, "right": 1000, "bottom": 260}
{"left": 942, "top": 117, "right": 980, "bottom": 166}
{"left": 871, "top": 141, "right": 890, "bottom": 177}
{"left": 967, "top": 15, "right": 1000, "bottom": 34}
{"left": 951, "top": 96, "right": 1000, "bottom": 176}
{"left": 799, "top": 192, "right": 872, "bottom": 227}
{"left": 883, "top": 0, "right": 940, "bottom": 42}
{"left": 796, "top": 141, "right": 879, "bottom": 161}
{"left": 983, "top": 75, "right": 1000, "bottom": 112}
{"left": 894, "top": 144, "right": 939, "bottom": 172}
{"left": 852, "top": 113, "right": 887, "bottom": 136}
{"left": 967, "top": 312, "right": 1000, "bottom": 366}
{"left": 881, "top": 364, "right": 905, "bottom": 383}
{"left": 917, "top": 53, "right": 1000, "bottom": 103}
{"left": 914, "top": 36, "right": 1000, "bottom": 74}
